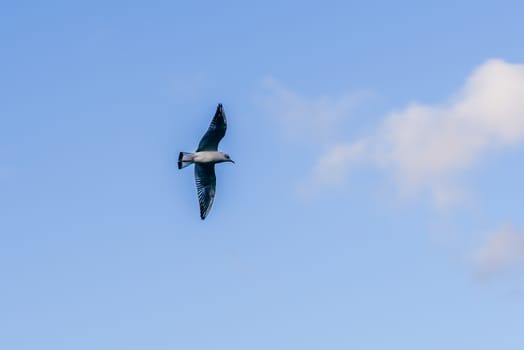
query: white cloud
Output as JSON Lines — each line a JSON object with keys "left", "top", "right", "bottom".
{"left": 260, "top": 61, "right": 524, "bottom": 281}
{"left": 471, "top": 225, "right": 524, "bottom": 279}
{"left": 305, "top": 59, "right": 524, "bottom": 204}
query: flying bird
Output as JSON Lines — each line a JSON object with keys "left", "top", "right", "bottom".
{"left": 178, "top": 104, "right": 235, "bottom": 219}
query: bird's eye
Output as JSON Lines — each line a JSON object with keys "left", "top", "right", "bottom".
{"left": 225, "top": 154, "right": 229, "bottom": 159}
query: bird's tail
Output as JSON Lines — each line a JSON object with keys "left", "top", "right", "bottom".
{"left": 178, "top": 152, "right": 193, "bottom": 169}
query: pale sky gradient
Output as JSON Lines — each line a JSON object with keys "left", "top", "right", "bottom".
{"left": 2, "top": 1, "right": 524, "bottom": 349}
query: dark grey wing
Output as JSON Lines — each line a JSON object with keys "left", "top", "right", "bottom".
{"left": 194, "top": 163, "right": 216, "bottom": 220}
{"left": 196, "top": 104, "right": 227, "bottom": 151}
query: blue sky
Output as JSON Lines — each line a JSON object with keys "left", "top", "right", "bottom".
{"left": 2, "top": 1, "right": 524, "bottom": 349}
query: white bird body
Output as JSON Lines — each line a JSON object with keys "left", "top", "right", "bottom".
{"left": 192, "top": 151, "right": 231, "bottom": 163}
{"left": 178, "top": 151, "right": 233, "bottom": 167}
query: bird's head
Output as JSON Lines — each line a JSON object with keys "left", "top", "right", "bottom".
{"left": 221, "top": 153, "right": 235, "bottom": 164}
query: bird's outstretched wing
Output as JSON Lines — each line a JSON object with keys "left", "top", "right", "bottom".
{"left": 196, "top": 104, "right": 227, "bottom": 151}
{"left": 194, "top": 163, "right": 216, "bottom": 220}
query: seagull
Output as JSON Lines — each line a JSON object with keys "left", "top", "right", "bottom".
{"left": 178, "top": 103, "right": 235, "bottom": 220}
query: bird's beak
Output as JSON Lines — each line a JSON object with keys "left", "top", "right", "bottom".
{"left": 230, "top": 159, "right": 235, "bottom": 164}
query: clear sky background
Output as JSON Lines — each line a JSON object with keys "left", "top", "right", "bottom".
{"left": 1, "top": 1, "right": 524, "bottom": 349}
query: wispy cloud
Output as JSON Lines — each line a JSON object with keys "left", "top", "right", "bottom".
{"left": 257, "top": 77, "right": 369, "bottom": 144}
{"left": 471, "top": 225, "right": 524, "bottom": 279}
{"left": 260, "top": 60, "right": 524, "bottom": 282}
{"left": 301, "top": 59, "right": 524, "bottom": 204}
{"left": 169, "top": 73, "right": 208, "bottom": 101}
